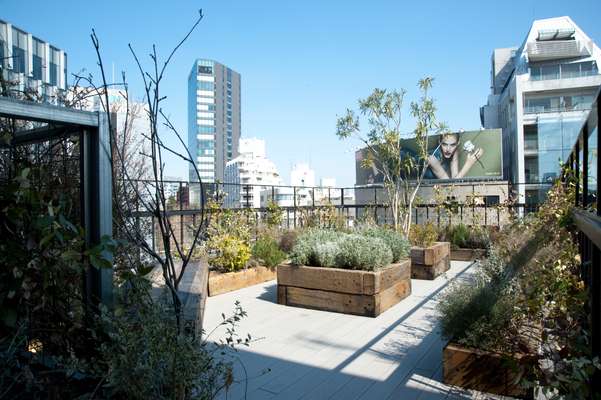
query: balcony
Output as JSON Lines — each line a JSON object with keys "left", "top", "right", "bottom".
{"left": 527, "top": 39, "right": 592, "bottom": 62}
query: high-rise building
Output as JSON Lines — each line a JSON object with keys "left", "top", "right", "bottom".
{"left": 0, "top": 19, "right": 68, "bottom": 102}
{"left": 224, "top": 138, "right": 281, "bottom": 208}
{"left": 188, "top": 59, "right": 241, "bottom": 183}
{"left": 480, "top": 16, "right": 601, "bottom": 204}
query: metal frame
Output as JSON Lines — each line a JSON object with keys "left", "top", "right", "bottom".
{"left": 563, "top": 87, "right": 601, "bottom": 394}
{"left": 0, "top": 96, "right": 113, "bottom": 307}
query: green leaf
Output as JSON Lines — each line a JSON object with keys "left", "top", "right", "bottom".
{"left": 0, "top": 306, "right": 17, "bottom": 328}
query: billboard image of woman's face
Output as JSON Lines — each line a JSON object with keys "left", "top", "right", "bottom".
{"left": 355, "top": 129, "right": 503, "bottom": 185}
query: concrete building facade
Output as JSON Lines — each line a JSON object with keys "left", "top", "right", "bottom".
{"left": 188, "top": 59, "right": 241, "bottom": 183}
{"left": 224, "top": 138, "right": 281, "bottom": 208}
{"left": 480, "top": 16, "right": 601, "bottom": 203}
{"left": 0, "top": 19, "right": 67, "bottom": 102}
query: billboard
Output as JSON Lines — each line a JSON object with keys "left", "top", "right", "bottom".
{"left": 355, "top": 129, "right": 503, "bottom": 185}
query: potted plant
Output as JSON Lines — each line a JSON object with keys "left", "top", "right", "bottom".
{"left": 277, "top": 226, "right": 411, "bottom": 317}
{"left": 409, "top": 222, "right": 450, "bottom": 279}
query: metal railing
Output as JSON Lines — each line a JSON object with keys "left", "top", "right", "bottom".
{"left": 127, "top": 177, "right": 549, "bottom": 255}
{"left": 564, "top": 86, "right": 600, "bottom": 394}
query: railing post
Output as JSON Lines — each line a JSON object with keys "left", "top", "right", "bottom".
{"left": 576, "top": 140, "right": 580, "bottom": 207}
{"left": 293, "top": 186, "right": 297, "bottom": 229}
{"left": 583, "top": 124, "right": 589, "bottom": 208}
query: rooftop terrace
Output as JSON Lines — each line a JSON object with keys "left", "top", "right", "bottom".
{"left": 205, "top": 261, "right": 507, "bottom": 400}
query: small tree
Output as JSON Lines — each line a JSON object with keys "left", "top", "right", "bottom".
{"left": 336, "top": 78, "right": 446, "bottom": 235}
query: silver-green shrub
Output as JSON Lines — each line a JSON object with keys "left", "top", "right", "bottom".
{"left": 355, "top": 225, "right": 410, "bottom": 262}
{"left": 290, "top": 228, "right": 344, "bottom": 265}
{"left": 290, "top": 228, "right": 393, "bottom": 270}
{"left": 314, "top": 242, "right": 340, "bottom": 267}
{"left": 336, "top": 234, "right": 393, "bottom": 271}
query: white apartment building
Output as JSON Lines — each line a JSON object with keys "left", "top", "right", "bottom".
{"left": 0, "top": 19, "right": 67, "bottom": 102}
{"left": 224, "top": 138, "right": 281, "bottom": 208}
{"left": 480, "top": 16, "right": 601, "bottom": 204}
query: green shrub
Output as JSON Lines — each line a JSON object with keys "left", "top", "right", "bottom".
{"left": 252, "top": 236, "right": 286, "bottom": 268}
{"left": 438, "top": 253, "right": 519, "bottom": 350}
{"left": 409, "top": 222, "right": 438, "bottom": 248}
{"left": 101, "top": 282, "right": 246, "bottom": 399}
{"left": 314, "top": 241, "right": 341, "bottom": 267}
{"left": 209, "top": 234, "right": 251, "bottom": 272}
{"left": 449, "top": 223, "right": 469, "bottom": 249}
{"left": 356, "top": 225, "right": 410, "bottom": 262}
{"left": 290, "top": 229, "right": 392, "bottom": 271}
{"left": 290, "top": 228, "right": 344, "bottom": 266}
{"left": 336, "top": 234, "right": 392, "bottom": 271}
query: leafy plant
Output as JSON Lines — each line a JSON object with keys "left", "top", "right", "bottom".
{"left": 209, "top": 234, "right": 251, "bottom": 272}
{"left": 335, "top": 234, "right": 392, "bottom": 271}
{"left": 0, "top": 168, "right": 113, "bottom": 398}
{"left": 442, "top": 223, "right": 491, "bottom": 250}
{"left": 409, "top": 222, "right": 438, "bottom": 248}
{"left": 437, "top": 180, "right": 599, "bottom": 397}
{"left": 290, "top": 228, "right": 393, "bottom": 271}
{"left": 336, "top": 79, "right": 448, "bottom": 234}
{"left": 252, "top": 236, "right": 286, "bottom": 268}
{"left": 264, "top": 200, "right": 283, "bottom": 228}
{"left": 356, "top": 225, "right": 410, "bottom": 262}
{"left": 289, "top": 228, "right": 345, "bottom": 266}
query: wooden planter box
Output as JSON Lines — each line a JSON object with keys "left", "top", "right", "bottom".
{"left": 277, "top": 259, "right": 411, "bottom": 317}
{"left": 450, "top": 248, "right": 486, "bottom": 261}
{"left": 208, "top": 266, "right": 277, "bottom": 297}
{"left": 443, "top": 342, "right": 533, "bottom": 398}
{"left": 410, "top": 242, "right": 450, "bottom": 280}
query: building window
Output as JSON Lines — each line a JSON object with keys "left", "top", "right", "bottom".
{"left": 11, "top": 27, "right": 27, "bottom": 74}
{"left": 198, "top": 126, "right": 215, "bottom": 134}
{"left": 198, "top": 65, "right": 212, "bottom": 74}
{"left": 530, "top": 61, "right": 598, "bottom": 81}
{"left": 198, "top": 81, "right": 214, "bottom": 90}
{"left": 524, "top": 94, "right": 594, "bottom": 114}
{"left": 32, "top": 38, "right": 44, "bottom": 80}
{"left": 49, "top": 47, "right": 60, "bottom": 86}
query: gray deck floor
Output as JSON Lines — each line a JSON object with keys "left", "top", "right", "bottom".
{"left": 204, "top": 261, "right": 498, "bottom": 400}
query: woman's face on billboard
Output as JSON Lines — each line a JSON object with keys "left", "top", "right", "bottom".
{"left": 440, "top": 135, "right": 458, "bottom": 159}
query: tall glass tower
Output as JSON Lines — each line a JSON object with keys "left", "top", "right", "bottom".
{"left": 188, "top": 59, "right": 241, "bottom": 183}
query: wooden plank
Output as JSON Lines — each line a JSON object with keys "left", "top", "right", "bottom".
{"left": 363, "top": 259, "right": 411, "bottom": 295}
{"left": 283, "top": 286, "right": 376, "bottom": 317}
{"left": 411, "top": 256, "right": 450, "bottom": 280}
{"left": 443, "top": 343, "right": 529, "bottom": 397}
{"left": 277, "top": 285, "right": 287, "bottom": 305}
{"left": 411, "top": 242, "right": 450, "bottom": 265}
{"left": 277, "top": 264, "right": 365, "bottom": 294}
{"left": 450, "top": 248, "right": 486, "bottom": 261}
{"left": 374, "top": 279, "right": 412, "bottom": 315}
{"left": 208, "top": 266, "right": 276, "bottom": 296}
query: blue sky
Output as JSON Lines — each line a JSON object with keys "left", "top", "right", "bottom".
{"left": 3, "top": 0, "right": 600, "bottom": 186}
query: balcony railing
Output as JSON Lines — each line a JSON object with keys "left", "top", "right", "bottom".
{"left": 563, "top": 86, "right": 601, "bottom": 394}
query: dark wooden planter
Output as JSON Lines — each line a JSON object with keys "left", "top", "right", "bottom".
{"left": 443, "top": 342, "right": 533, "bottom": 398}
{"left": 277, "top": 259, "right": 411, "bottom": 317}
{"left": 208, "top": 266, "right": 277, "bottom": 297}
{"left": 450, "top": 248, "right": 486, "bottom": 261}
{"left": 410, "top": 242, "right": 450, "bottom": 280}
